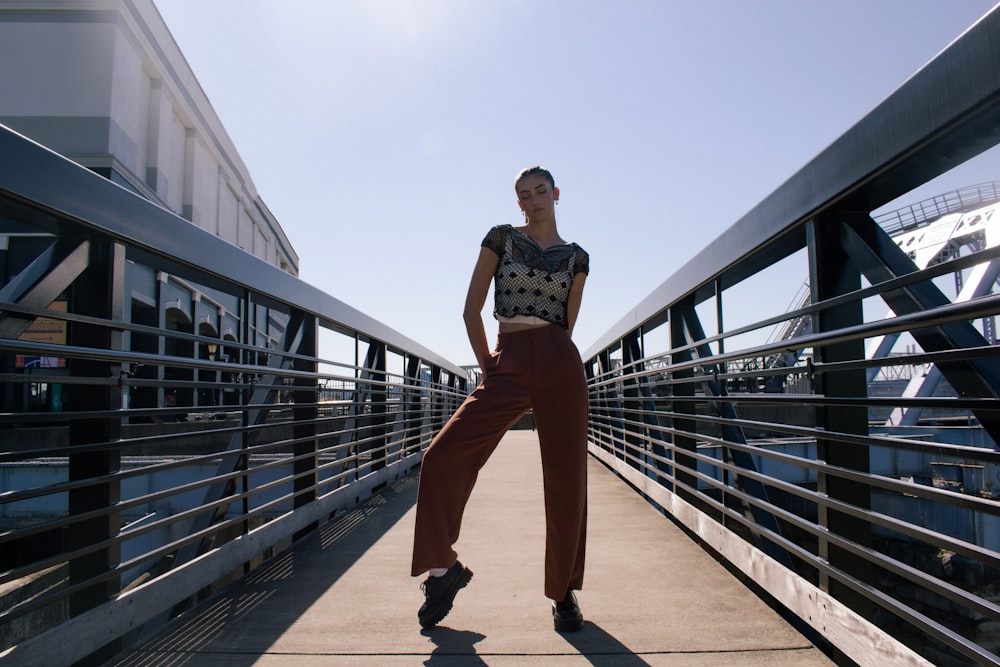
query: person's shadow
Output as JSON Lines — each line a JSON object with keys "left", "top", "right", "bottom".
{"left": 559, "top": 621, "right": 652, "bottom": 667}
{"left": 421, "top": 622, "right": 649, "bottom": 666}
{"left": 421, "top": 627, "right": 488, "bottom": 665}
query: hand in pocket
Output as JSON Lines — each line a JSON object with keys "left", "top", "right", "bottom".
{"left": 483, "top": 351, "right": 501, "bottom": 376}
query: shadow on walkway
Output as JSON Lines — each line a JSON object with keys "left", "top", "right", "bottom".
{"left": 111, "top": 431, "right": 832, "bottom": 666}
{"left": 112, "top": 475, "right": 421, "bottom": 666}
{"left": 422, "top": 627, "right": 488, "bottom": 665}
{"left": 560, "top": 622, "right": 652, "bottom": 666}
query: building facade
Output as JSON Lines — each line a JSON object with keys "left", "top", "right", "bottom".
{"left": 0, "top": 0, "right": 298, "bottom": 274}
{"left": 1, "top": 0, "right": 301, "bottom": 415}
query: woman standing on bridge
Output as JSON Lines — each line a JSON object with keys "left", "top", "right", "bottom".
{"left": 411, "top": 166, "right": 590, "bottom": 633}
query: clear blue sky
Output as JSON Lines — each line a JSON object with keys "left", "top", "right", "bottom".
{"left": 153, "top": 0, "right": 999, "bottom": 366}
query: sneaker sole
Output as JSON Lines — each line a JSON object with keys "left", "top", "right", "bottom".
{"left": 553, "top": 614, "right": 584, "bottom": 632}
{"left": 418, "top": 566, "right": 473, "bottom": 629}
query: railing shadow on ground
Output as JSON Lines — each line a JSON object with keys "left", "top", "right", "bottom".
{"left": 111, "top": 475, "right": 421, "bottom": 666}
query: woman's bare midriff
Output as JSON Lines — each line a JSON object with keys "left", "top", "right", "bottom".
{"left": 498, "top": 321, "right": 553, "bottom": 333}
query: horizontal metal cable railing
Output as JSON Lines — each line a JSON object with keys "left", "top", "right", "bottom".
{"left": 0, "top": 127, "right": 468, "bottom": 663}
{"left": 582, "top": 6, "right": 1000, "bottom": 667}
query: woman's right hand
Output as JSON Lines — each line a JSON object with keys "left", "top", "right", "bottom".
{"left": 480, "top": 351, "right": 500, "bottom": 376}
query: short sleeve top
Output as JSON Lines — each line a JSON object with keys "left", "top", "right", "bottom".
{"left": 481, "top": 224, "right": 590, "bottom": 329}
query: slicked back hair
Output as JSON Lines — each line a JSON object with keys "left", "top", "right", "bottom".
{"left": 515, "top": 166, "right": 555, "bottom": 190}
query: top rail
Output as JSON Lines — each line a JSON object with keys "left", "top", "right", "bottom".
{"left": 0, "top": 126, "right": 466, "bottom": 378}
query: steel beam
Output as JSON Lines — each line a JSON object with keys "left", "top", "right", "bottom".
{"left": 839, "top": 212, "right": 1000, "bottom": 444}
{"left": 0, "top": 236, "right": 89, "bottom": 339}
{"left": 807, "top": 217, "right": 874, "bottom": 619}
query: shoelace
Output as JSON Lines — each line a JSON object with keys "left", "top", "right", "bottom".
{"left": 421, "top": 578, "right": 442, "bottom": 599}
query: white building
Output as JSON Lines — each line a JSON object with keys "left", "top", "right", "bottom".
{"left": 0, "top": 0, "right": 298, "bottom": 275}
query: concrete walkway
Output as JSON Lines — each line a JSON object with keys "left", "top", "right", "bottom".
{"left": 110, "top": 430, "right": 834, "bottom": 666}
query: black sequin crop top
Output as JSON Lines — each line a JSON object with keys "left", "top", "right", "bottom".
{"left": 481, "top": 224, "right": 590, "bottom": 329}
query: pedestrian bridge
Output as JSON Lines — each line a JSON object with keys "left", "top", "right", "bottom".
{"left": 3, "top": 7, "right": 1000, "bottom": 666}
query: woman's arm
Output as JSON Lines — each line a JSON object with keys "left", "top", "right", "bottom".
{"left": 565, "top": 272, "right": 587, "bottom": 338}
{"left": 463, "top": 247, "right": 500, "bottom": 369}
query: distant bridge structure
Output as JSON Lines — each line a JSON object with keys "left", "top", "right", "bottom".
{"left": 760, "top": 183, "right": 1000, "bottom": 430}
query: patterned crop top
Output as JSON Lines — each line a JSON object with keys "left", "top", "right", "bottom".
{"left": 481, "top": 224, "right": 590, "bottom": 329}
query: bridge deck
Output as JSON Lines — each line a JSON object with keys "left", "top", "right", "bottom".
{"left": 110, "top": 430, "right": 833, "bottom": 665}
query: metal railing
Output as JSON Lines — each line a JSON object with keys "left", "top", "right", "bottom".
{"left": 874, "top": 181, "right": 1000, "bottom": 236}
{"left": 583, "top": 6, "right": 1000, "bottom": 667}
{"left": 0, "top": 128, "right": 468, "bottom": 663}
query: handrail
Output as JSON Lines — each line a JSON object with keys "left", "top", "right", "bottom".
{"left": 0, "top": 124, "right": 467, "bottom": 663}
{"left": 0, "top": 127, "right": 465, "bottom": 377}
{"left": 583, "top": 4, "right": 1000, "bottom": 666}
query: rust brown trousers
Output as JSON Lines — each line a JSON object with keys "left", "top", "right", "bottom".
{"left": 410, "top": 324, "right": 589, "bottom": 601}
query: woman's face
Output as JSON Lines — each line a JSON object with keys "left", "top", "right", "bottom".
{"left": 516, "top": 173, "right": 559, "bottom": 222}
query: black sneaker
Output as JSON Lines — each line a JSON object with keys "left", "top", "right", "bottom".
{"left": 553, "top": 590, "right": 583, "bottom": 632}
{"left": 418, "top": 561, "right": 473, "bottom": 629}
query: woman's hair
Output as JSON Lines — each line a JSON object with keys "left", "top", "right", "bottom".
{"left": 515, "top": 166, "right": 555, "bottom": 189}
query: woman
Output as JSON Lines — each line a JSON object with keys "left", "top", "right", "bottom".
{"left": 411, "top": 166, "right": 590, "bottom": 633}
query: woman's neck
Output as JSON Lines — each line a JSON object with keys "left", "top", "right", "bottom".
{"left": 522, "top": 219, "right": 564, "bottom": 248}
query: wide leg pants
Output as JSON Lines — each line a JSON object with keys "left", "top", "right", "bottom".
{"left": 411, "top": 324, "right": 589, "bottom": 601}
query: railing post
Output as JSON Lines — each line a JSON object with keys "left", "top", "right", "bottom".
{"left": 584, "top": 359, "right": 597, "bottom": 442}
{"left": 598, "top": 348, "right": 624, "bottom": 458}
{"left": 448, "top": 371, "right": 460, "bottom": 415}
{"left": 669, "top": 301, "right": 699, "bottom": 504}
{"left": 621, "top": 330, "right": 645, "bottom": 471}
{"left": 293, "top": 311, "right": 318, "bottom": 538}
{"left": 66, "top": 239, "right": 124, "bottom": 660}
{"left": 404, "top": 354, "right": 423, "bottom": 456}
{"left": 367, "top": 341, "right": 388, "bottom": 471}
{"left": 807, "top": 217, "right": 874, "bottom": 619}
